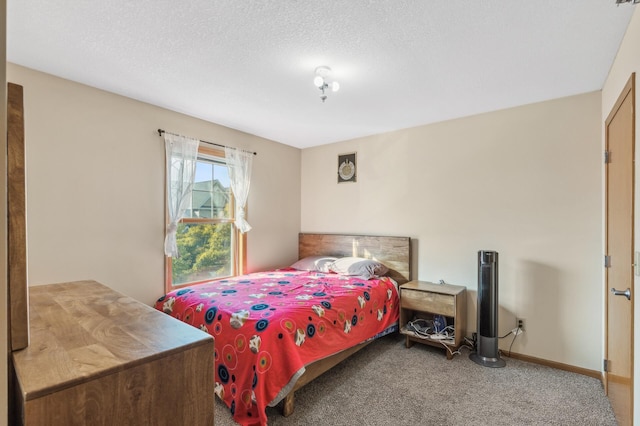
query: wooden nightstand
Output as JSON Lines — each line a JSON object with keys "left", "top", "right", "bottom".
{"left": 399, "top": 280, "right": 467, "bottom": 359}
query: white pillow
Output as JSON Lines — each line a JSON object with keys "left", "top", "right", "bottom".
{"left": 328, "top": 257, "right": 388, "bottom": 279}
{"left": 291, "top": 256, "right": 338, "bottom": 272}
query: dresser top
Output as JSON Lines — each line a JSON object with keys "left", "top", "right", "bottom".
{"left": 12, "top": 280, "right": 213, "bottom": 400}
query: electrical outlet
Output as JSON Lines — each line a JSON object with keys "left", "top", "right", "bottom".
{"left": 517, "top": 318, "right": 525, "bottom": 331}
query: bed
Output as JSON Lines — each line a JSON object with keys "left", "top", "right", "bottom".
{"left": 155, "top": 233, "right": 411, "bottom": 425}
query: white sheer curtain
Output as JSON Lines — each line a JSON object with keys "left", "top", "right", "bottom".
{"left": 164, "top": 133, "right": 200, "bottom": 257}
{"left": 224, "top": 146, "right": 253, "bottom": 234}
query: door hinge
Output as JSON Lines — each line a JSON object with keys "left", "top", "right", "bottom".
{"left": 605, "top": 150, "right": 610, "bottom": 163}
{"left": 604, "top": 359, "right": 609, "bottom": 372}
{"left": 605, "top": 255, "right": 611, "bottom": 268}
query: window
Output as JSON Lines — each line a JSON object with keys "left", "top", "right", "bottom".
{"left": 166, "top": 146, "right": 245, "bottom": 291}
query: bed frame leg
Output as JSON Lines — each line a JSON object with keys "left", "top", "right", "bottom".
{"left": 282, "top": 393, "right": 294, "bottom": 417}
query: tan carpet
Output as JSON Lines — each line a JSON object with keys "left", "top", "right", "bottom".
{"left": 214, "top": 334, "right": 616, "bottom": 425}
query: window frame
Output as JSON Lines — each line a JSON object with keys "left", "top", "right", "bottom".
{"left": 164, "top": 144, "right": 246, "bottom": 293}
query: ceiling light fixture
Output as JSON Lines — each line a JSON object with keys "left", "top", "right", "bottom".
{"left": 314, "top": 66, "right": 340, "bottom": 103}
{"left": 615, "top": 0, "right": 639, "bottom": 4}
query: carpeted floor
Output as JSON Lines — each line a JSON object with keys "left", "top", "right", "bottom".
{"left": 214, "top": 334, "right": 616, "bottom": 425}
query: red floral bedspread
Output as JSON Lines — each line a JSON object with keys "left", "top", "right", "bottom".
{"left": 154, "top": 268, "right": 399, "bottom": 425}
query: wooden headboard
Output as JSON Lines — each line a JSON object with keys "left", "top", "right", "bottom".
{"left": 298, "top": 233, "right": 411, "bottom": 284}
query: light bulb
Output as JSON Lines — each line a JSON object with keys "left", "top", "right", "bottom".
{"left": 314, "top": 76, "right": 324, "bottom": 87}
{"left": 331, "top": 81, "right": 340, "bottom": 92}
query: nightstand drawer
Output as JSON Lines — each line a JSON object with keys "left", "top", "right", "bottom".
{"left": 401, "top": 289, "right": 455, "bottom": 317}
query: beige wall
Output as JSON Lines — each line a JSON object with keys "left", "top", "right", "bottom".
{"left": 302, "top": 91, "right": 603, "bottom": 370}
{"left": 6, "top": 63, "right": 301, "bottom": 306}
{"left": 601, "top": 7, "right": 640, "bottom": 425}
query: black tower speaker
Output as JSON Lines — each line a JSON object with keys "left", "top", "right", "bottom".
{"left": 470, "top": 250, "right": 506, "bottom": 368}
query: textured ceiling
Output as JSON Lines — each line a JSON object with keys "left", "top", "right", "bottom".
{"left": 7, "top": 1, "right": 636, "bottom": 148}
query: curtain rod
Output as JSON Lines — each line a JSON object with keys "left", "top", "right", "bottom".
{"left": 157, "top": 129, "right": 257, "bottom": 156}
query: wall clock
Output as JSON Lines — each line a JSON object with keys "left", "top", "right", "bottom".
{"left": 338, "top": 152, "right": 357, "bottom": 183}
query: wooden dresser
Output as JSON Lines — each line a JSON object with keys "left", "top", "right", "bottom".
{"left": 11, "top": 280, "right": 214, "bottom": 425}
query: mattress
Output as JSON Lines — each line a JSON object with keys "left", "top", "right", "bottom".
{"left": 155, "top": 268, "right": 399, "bottom": 425}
